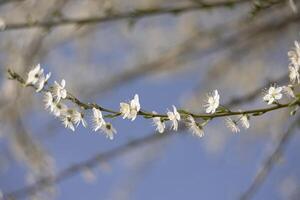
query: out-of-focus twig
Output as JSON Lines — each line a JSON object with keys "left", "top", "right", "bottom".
{"left": 85, "top": 11, "right": 300, "bottom": 95}
{"left": 1, "top": 0, "right": 251, "bottom": 31}
{"left": 239, "top": 116, "right": 300, "bottom": 200}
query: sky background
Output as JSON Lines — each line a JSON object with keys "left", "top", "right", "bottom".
{"left": 0, "top": 0, "right": 300, "bottom": 200}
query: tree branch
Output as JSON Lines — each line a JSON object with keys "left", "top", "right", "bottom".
{"left": 3, "top": 73, "right": 297, "bottom": 200}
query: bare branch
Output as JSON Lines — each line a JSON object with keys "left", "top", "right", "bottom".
{"left": 239, "top": 116, "right": 300, "bottom": 200}
{"left": 1, "top": 0, "right": 251, "bottom": 31}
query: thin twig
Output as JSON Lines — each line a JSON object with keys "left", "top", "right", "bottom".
{"left": 239, "top": 116, "right": 300, "bottom": 200}
{"left": 1, "top": 0, "right": 251, "bottom": 31}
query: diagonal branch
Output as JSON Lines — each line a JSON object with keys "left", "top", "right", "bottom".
{"left": 239, "top": 116, "right": 300, "bottom": 200}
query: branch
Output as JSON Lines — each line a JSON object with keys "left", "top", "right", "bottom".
{"left": 1, "top": 0, "right": 251, "bottom": 31}
{"left": 239, "top": 116, "right": 300, "bottom": 200}
{"left": 3, "top": 76, "right": 287, "bottom": 200}
{"left": 7, "top": 69, "right": 300, "bottom": 122}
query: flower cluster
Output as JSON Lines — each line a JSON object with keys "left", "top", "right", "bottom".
{"left": 12, "top": 39, "right": 300, "bottom": 140}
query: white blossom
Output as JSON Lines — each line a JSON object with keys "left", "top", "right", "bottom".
{"left": 70, "top": 110, "right": 87, "bottom": 128}
{"left": 52, "top": 103, "right": 67, "bottom": 117}
{"left": 60, "top": 114, "right": 75, "bottom": 132}
{"left": 283, "top": 85, "right": 295, "bottom": 98}
{"left": 120, "top": 102, "right": 131, "bottom": 119}
{"left": 101, "top": 123, "right": 117, "bottom": 140}
{"left": 288, "top": 65, "right": 299, "bottom": 84}
{"left": 120, "top": 94, "right": 141, "bottom": 121}
{"left": 225, "top": 117, "right": 240, "bottom": 133}
{"left": 0, "top": 18, "right": 5, "bottom": 30}
{"left": 240, "top": 115, "right": 250, "bottom": 129}
{"left": 167, "top": 105, "right": 181, "bottom": 131}
{"left": 36, "top": 72, "right": 51, "bottom": 92}
{"left": 52, "top": 79, "right": 67, "bottom": 102}
{"left": 288, "top": 41, "right": 300, "bottom": 67}
{"left": 152, "top": 112, "right": 165, "bottom": 133}
{"left": 263, "top": 86, "right": 283, "bottom": 105}
{"left": 204, "top": 90, "right": 220, "bottom": 114}
{"left": 26, "top": 64, "right": 44, "bottom": 85}
{"left": 43, "top": 92, "right": 55, "bottom": 112}
{"left": 92, "top": 108, "right": 105, "bottom": 131}
{"left": 186, "top": 115, "right": 204, "bottom": 137}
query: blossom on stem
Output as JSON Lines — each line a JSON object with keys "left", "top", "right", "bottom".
{"left": 204, "top": 90, "right": 220, "bottom": 114}
{"left": 101, "top": 123, "right": 117, "bottom": 140}
{"left": 52, "top": 103, "right": 67, "bottom": 117}
{"left": 60, "top": 114, "right": 75, "bottom": 132}
{"left": 240, "top": 115, "right": 250, "bottom": 129}
{"left": 225, "top": 117, "right": 240, "bottom": 133}
{"left": 70, "top": 110, "right": 87, "bottom": 128}
{"left": 26, "top": 64, "right": 44, "bottom": 85}
{"left": 288, "top": 41, "right": 300, "bottom": 68}
{"left": 186, "top": 115, "right": 204, "bottom": 137}
{"left": 52, "top": 79, "right": 67, "bottom": 102}
{"left": 283, "top": 85, "right": 295, "bottom": 98}
{"left": 120, "top": 94, "right": 141, "bottom": 121}
{"left": 288, "top": 65, "right": 299, "bottom": 84}
{"left": 92, "top": 108, "right": 105, "bottom": 131}
{"left": 152, "top": 112, "right": 165, "bottom": 133}
{"left": 263, "top": 86, "right": 283, "bottom": 105}
{"left": 167, "top": 105, "right": 181, "bottom": 131}
{"left": 43, "top": 92, "right": 55, "bottom": 112}
{"left": 36, "top": 72, "right": 51, "bottom": 92}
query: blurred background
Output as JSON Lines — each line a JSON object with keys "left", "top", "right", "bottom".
{"left": 0, "top": 0, "right": 300, "bottom": 199}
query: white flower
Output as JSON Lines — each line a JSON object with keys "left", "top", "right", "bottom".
{"left": 263, "top": 86, "right": 283, "bottom": 105}
{"left": 43, "top": 92, "right": 55, "bottom": 112}
{"left": 186, "top": 115, "right": 204, "bottom": 137}
{"left": 60, "top": 114, "right": 75, "bottom": 132}
{"left": 26, "top": 64, "right": 44, "bottom": 85}
{"left": 288, "top": 41, "right": 300, "bottom": 67}
{"left": 101, "top": 123, "right": 117, "bottom": 140}
{"left": 225, "top": 117, "right": 240, "bottom": 133}
{"left": 167, "top": 105, "right": 181, "bottom": 131}
{"left": 240, "top": 115, "right": 250, "bottom": 129}
{"left": 70, "top": 110, "right": 87, "bottom": 128}
{"left": 120, "top": 102, "right": 131, "bottom": 119}
{"left": 288, "top": 65, "right": 300, "bottom": 84}
{"left": 152, "top": 112, "right": 165, "bottom": 133}
{"left": 120, "top": 94, "right": 141, "bottom": 121}
{"left": 204, "top": 90, "right": 220, "bottom": 114}
{"left": 36, "top": 72, "right": 51, "bottom": 92}
{"left": 52, "top": 103, "right": 67, "bottom": 117}
{"left": 92, "top": 108, "right": 105, "bottom": 131}
{"left": 52, "top": 79, "right": 67, "bottom": 102}
{"left": 0, "top": 18, "right": 5, "bottom": 30}
{"left": 283, "top": 85, "right": 295, "bottom": 98}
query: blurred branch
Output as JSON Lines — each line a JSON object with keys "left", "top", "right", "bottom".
{"left": 3, "top": 76, "right": 295, "bottom": 200}
{"left": 250, "top": 0, "right": 285, "bottom": 16}
{"left": 1, "top": 0, "right": 251, "bottom": 31}
{"left": 0, "top": 0, "right": 23, "bottom": 6}
{"left": 239, "top": 115, "right": 300, "bottom": 200}
{"left": 87, "top": 12, "right": 300, "bottom": 95}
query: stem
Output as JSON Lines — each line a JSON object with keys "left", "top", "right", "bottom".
{"left": 7, "top": 69, "right": 300, "bottom": 121}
